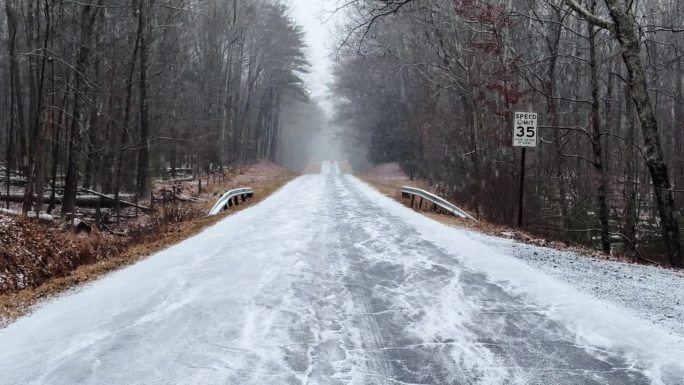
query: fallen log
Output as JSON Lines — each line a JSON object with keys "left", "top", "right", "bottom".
{"left": 0, "top": 192, "right": 139, "bottom": 208}
{"left": 79, "top": 188, "right": 152, "bottom": 212}
{"left": 1, "top": 176, "right": 27, "bottom": 186}
{"left": 0, "top": 193, "right": 53, "bottom": 203}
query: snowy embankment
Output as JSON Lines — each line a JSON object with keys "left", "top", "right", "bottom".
{"left": 353, "top": 177, "right": 684, "bottom": 383}
{"left": 364, "top": 162, "right": 684, "bottom": 344}
{"left": 473, "top": 232, "right": 684, "bottom": 340}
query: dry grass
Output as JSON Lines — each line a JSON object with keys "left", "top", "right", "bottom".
{"left": 0, "top": 163, "right": 296, "bottom": 326}
{"left": 303, "top": 161, "right": 322, "bottom": 174}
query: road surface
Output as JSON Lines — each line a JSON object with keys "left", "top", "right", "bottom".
{"left": 1, "top": 162, "right": 682, "bottom": 384}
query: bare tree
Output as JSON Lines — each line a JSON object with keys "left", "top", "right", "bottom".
{"left": 565, "top": 0, "right": 682, "bottom": 265}
{"left": 1, "top": 0, "right": 311, "bottom": 220}
{"left": 331, "top": 0, "right": 684, "bottom": 264}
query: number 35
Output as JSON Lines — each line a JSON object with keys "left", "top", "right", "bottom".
{"left": 516, "top": 126, "right": 535, "bottom": 138}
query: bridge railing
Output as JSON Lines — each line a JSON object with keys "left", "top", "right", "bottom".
{"left": 208, "top": 187, "right": 254, "bottom": 216}
{"left": 401, "top": 186, "right": 477, "bottom": 221}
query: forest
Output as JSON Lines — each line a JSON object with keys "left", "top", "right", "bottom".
{"left": 0, "top": 0, "right": 314, "bottom": 221}
{"left": 333, "top": 0, "right": 684, "bottom": 265}
{"left": 2, "top": 0, "right": 684, "bottom": 267}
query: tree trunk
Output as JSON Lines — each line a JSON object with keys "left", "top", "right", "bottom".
{"left": 114, "top": 5, "right": 141, "bottom": 220}
{"left": 545, "top": 7, "right": 570, "bottom": 235}
{"left": 48, "top": 74, "right": 68, "bottom": 214}
{"left": 464, "top": 95, "right": 482, "bottom": 218}
{"left": 604, "top": 0, "right": 682, "bottom": 266}
{"left": 62, "top": 1, "right": 101, "bottom": 216}
{"left": 26, "top": 3, "right": 52, "bottom": 214}
{"left": 231, "top": 37, "right": 245, "bottom": 164}
{"left": 5, "top": 0, "right": 17, "bottom": 210}
{"left": 623, "top": 81, "right": 638, "bottom": 259}
{"left": 676, "top": 58, "right": 684, "bottom": 210}
{"left": 588, "top": 8, "right": 611, "bottom": 254}
{"left": 135, "top": 0, "right": 151, "bottom": 199}
{"left": 32, "top": 109, "right": 48, "bottom": 214}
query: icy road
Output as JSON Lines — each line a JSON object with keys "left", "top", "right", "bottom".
{"left": 1, "top": 162, "right": 684, "bottom": 385}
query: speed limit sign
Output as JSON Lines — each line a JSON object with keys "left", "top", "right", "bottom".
{"left": 513, "top": 112, "right": 538, "bottom": 147}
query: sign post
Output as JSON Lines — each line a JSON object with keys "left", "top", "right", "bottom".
{"left": 513, "top": 112, "right": 538, "bottom": 227}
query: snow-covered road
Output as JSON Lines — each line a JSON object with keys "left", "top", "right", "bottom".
{"left": 1, "top": 162, "right": 683, "bottom": 384}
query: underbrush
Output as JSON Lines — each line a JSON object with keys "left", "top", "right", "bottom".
{"left": 0, "top": 203, "right": 203, "bottom": 294}
{"left": 359, "top": 169, "right": 666, "bottom": 268}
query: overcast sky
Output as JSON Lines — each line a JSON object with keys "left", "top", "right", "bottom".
{"left": 289, "top": 0, "right": 337, "bottom": 115}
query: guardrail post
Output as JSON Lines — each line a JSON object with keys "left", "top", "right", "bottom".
{"left": 401, "top": 186, "right": 476, "bottom": 221}
{"left": 207, "top": 187, "right": 254, "bottom": 216}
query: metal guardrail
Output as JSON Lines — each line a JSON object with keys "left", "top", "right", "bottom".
{"left": 401, "top": 186, "right": 477, "bottom": 221}
{"left": 208, "top": 187, "right": 254, "bottom": 216}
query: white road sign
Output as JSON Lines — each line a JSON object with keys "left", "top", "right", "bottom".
{"left": 513, "top": 112, "right": 538, "bottom": 147}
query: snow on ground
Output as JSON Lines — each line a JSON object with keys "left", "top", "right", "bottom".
{"left": 351, "top": 175, "right": 684, "bottom": 384}
{"left": 320, "top": 160, "right": 340, "bottom": 175}
{"left": 0, "top": 162, "right": 682, "bottom": 384}
{"left": 471, "top": 232, "right": 684, "bottom": 340}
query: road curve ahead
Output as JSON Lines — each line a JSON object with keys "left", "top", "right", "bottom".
{"left": 1, "top": 162, "right": 683, "bottom": 384}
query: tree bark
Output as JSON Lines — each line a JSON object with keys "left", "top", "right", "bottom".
{"left": 545, "top": 6, "right": 570, "bottom": 236}
{"left": 62, "top": 0, "right": 102, "bottom": 216}
{"left": 114, "top": 4, "right": 142, "bottom": 220}
{"left": 5, "top": 0, "right": 27, "bottom": 178}
{"left": 135, "top": 0, "right": 151, "bottom": 199}
{"left": 588, "top": 6, "right": 610, "bottom": 254}
{"left": 25, "top": 1, "right": 52, "bottom": 214}
{"left": 676, "top": 58, "right": 684, "bottom": 211}
{"left": 623, "top": 81, "right": 638, "bottom": 259}
{"left": 4, "top": 0, "right": 17, "bottom": 210}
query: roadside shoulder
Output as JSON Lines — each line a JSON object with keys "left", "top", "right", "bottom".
{"left": 0, "top": 163, "right": 296, "bottom": 326}
{"left": 360, "top": 174, "right": 684, "bottom": 340}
